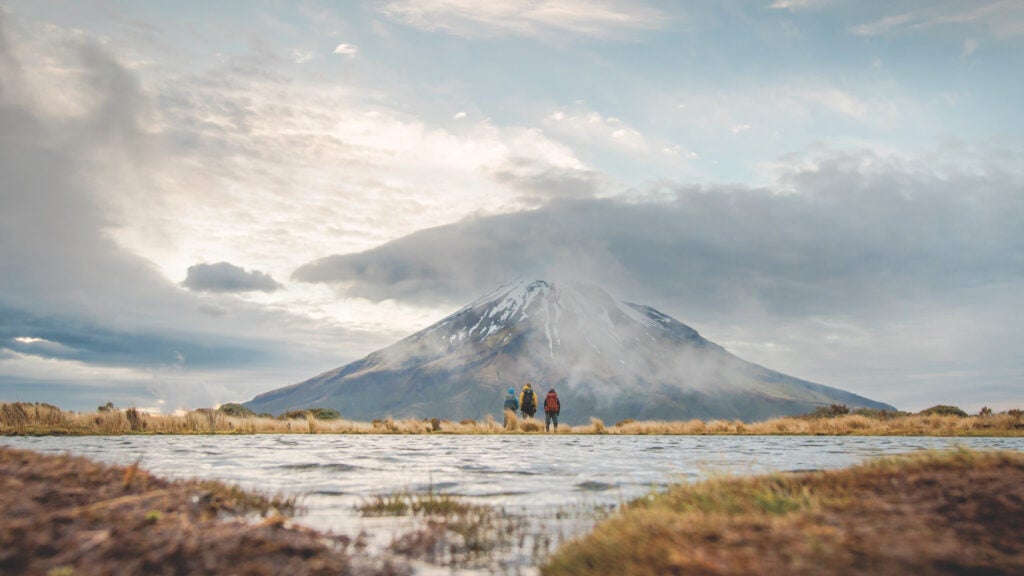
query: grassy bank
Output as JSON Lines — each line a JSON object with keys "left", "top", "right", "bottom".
{"left": 2, "top": 401, "right": 1022, "bottom": 436}
{"left": 3, "top": 443, "right": 1023, "bottom": 575}
{"left": 0, "top": 446, "right": 406, "bottom": 576}
{"left": 542, "top": 449, "right": 1024, "bottom": 575}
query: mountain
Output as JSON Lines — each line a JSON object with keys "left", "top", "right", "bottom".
{"left": 246, "top": 280, "right": 895, "bottom": 423}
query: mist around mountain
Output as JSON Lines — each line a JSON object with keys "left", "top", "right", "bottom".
{"left": 246, "top": 280, "right": 895, "bottom": 424}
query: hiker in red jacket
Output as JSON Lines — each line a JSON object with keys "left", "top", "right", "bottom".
{"left": 544, "top": 388, "right": 561, "bottom": 432}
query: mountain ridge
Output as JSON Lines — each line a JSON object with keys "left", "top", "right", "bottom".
{"left": 247, "top": 279, "right": 895, "bottom": 423}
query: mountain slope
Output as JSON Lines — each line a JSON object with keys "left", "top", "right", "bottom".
{"left": 247, "top": 280, "right": 895, "bottom": 423}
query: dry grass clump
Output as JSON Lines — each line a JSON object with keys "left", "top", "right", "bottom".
{"left": 606, "top": 411, "right": 1024, "bottom": 436}
{"left": 4, "top": 401, "right": 1022, "bottom": 436}
{"left": 358, "top": 488, "right": 529, "bottom": 569}
{"left": 503, "top": 409, "right": 519, "bottom": 431}
{"left": 0, "top": 402, "right": 382, "bottom": 435}
{"left": 543, "top": 449, "right": 1024, "bottom": 576}
{"left": 519, "top": 419, "right": 544, "bottom": 433}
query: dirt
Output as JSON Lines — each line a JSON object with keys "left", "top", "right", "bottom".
{"left": 0, "top": 446, "right": 409, "bottom": 576}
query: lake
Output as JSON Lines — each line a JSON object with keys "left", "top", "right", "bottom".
{"left": 4, "top": 434, "right": 1022, "bottom": 574}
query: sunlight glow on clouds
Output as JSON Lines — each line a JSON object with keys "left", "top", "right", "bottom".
{"left": 380, "top": 0, "right": 668, "bottom": 38}
{"left": 544, "top": 104, "right": 655, "bottom": 157}
{"left": 332, "top": 43, "right": 358, "bottom": 57}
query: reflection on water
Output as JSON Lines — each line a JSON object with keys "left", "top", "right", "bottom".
{"left": 3, "top": 434, "right": 1022, "bottom": 574}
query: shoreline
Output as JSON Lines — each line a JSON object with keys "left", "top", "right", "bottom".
{"left": 3, "top": 401, "right": 1023, "bottom": 437}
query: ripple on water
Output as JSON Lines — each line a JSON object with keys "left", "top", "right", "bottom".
{"left": 461, "top": 465, "right": 542, "bottom": 476}
{"left": 575, "top": 481, "right": 618, "bottom": 492}
{"left": 409, "top": 481, "right": 459, "bottom": 492}
{"left": 310, "top": 490, "right": 348, "bottom": 496}
{"left": 277, "top": 463, "right": 362, "bottom": 472}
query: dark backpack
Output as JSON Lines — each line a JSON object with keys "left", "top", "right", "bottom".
{"left": 521, "top": 390, "right": 536, "bottom": 413}
{"left": 545, "top": 392, "right": 560, "bottom": 413}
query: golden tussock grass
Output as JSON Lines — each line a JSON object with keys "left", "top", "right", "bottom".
{"left": 542, "top": 449, "right": 1024, "bottom": 576}
{"left": 1, "top": 401, "right": 1022, "bottom": 436}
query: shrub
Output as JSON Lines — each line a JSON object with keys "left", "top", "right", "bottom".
{"left": 217, "top": 403, "right": 256, "bottom": 417}
{"left": 919, "top": 405, "right": 968, "bottom": 417}
{"left": 278, "top": 410, "right": 311, "bottom": 420}
{"left": 808, "top": 404, "right": 850, "bottom": 418}
{"left": 126, "top": 407, "right": 144, "bottom": 432}
{"left": 851, "top": 408, "right": 904, "bottom": 419}
{"left": 615, "top": 418, "right": 637, "bottom": 427}
{"left": 307, "top": 408, "right": 341, "bottom": 421}
{"left": 979, "top": 406, "right": 993, "bottom": 417}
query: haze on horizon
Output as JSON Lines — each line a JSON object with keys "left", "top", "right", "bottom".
{"left": 1, "top": 1, "right": 1022, "bottom": 415}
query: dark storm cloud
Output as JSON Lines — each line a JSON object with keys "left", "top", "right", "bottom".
{"left": 182, "top": 262, "right": 283, "bottom": 293}
{"left": 0, "top": 303, "right": 278, "bottom": 369}
{"left": 492, "top": 157, "right": 607, "bottom": 203}
{"left": 294, "top": 148, "right": 1024, "bottom": 320}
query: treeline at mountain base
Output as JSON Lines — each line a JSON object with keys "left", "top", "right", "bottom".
{"left": 2, "top": 401, "right": 1022, "bottom": 436}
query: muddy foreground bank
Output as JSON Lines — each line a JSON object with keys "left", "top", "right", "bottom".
{"left": 0, "top": 446, "right": 408, "bottom": 575}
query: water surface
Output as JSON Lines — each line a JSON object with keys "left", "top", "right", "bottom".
{"left": 4, "top": 434, "right": 1021, "bottom": 574}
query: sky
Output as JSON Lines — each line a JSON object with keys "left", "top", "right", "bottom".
{"left": 1, "top": 0, "right": 1022, "bottom": 415}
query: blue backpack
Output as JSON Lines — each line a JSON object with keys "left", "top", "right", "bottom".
{"left": 504, "top": 394, "right": 519, "bottom": 411}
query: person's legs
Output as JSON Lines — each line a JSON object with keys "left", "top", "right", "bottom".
{"left": 553, "top": 413, "right": 558, "bottom": 431}
{"left": 545, "top": 412, "right": 552, "bottom": 432}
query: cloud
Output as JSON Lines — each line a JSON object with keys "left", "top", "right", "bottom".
{"left": 293, "top": 146, "right": 1024, "bottom": 318}
{"left": 544, "top": 106, "right": 651, "bottom": 154}
{"left": 0, "top": 14, "right": 386, "bottom": 411}
{"left": 139, "top": 73, "right": 590, "bottom": 283}
{"left": 490, "top": 157, "right": 608, "bottom": 202}
{"left": 291, "top": 147, "right": 1024, "bottom": 411}
{"left": 292, "top": 48, "right": 315, "bottom": 64}
{"left": 850, "top": 2, "right": 1024, "bottom": 39}
{"left": 181, "top": 262, "right": 283, "bottom": 293}
{"left": 333, "top": 42, "right": 358, "bottom": 57}
{"left": 667, "top": 81, "right": 910, "bottom": 174}
{"left": 962, "top": 37, "right": 979, "bottom": 56}
{"left": 768, "top": 0, "right": 834, "bottom": 11}
{"left": 379, "top": 0, "right": 668, "bottom": 39}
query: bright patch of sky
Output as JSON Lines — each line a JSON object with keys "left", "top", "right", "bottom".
{"left": 1, "top": 0, "right": 1022, "bottom": 413}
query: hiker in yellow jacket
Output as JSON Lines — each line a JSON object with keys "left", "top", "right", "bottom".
{"left": 519, "top": 383, "right": 539, "bottom": 419}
